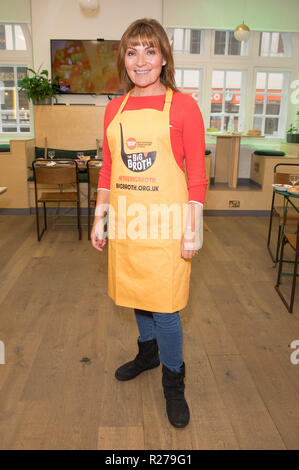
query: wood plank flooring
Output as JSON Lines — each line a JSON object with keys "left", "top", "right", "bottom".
{"left": 0, "top": 214, "right": 299, "bottom": 449}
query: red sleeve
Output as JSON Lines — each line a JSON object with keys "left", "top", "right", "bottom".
{"left": 97, "top": 95, "right": 126, "bottom": 190}
{"left": 178, "top": 93, "right": 208, "bottom": 203}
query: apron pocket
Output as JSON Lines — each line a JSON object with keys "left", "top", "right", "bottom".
{"left": 114, "top": 240, "right": 174, "bottom": 312}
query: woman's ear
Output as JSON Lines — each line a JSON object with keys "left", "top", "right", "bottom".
{"left": 162, "top": 58, "right": 167, "bottom": 66}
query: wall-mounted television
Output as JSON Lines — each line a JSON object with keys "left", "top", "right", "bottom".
{"left": 50, "top": 39, "right": 123, "bottom": 95}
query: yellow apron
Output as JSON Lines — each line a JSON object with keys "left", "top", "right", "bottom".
{"left": 107, "top": 88, "right": 191, "bottom": 313}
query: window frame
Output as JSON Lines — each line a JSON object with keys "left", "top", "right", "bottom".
{"left": 210, "top": 69, "right": 247, "bottom": 132}
{"left": 252, "top": 68, "right": 290, "bottom": 138}
{"left": 212, "top": 30, "right": 249, "bottom": 57}
{"left": 175, "top": 67, "right": 203, "bottom": 107}
{"left": 0, "top": 23, "right": 33, "bottom": 138}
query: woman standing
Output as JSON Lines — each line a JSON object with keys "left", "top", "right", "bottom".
{"left": 91, "top": 18, "right": 207, "bottom": 428}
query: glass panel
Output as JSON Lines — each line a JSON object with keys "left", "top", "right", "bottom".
{"left": 266, "top": 95, "right": 281, "bottom": 115}
{"left": 0, "top": 67, "right": 15, "bottom": 86}
{"left": 228, "top": 32, "right": 241, "bottom": 55}
{"left": 256, "top": 72, "right": 266, "bottom": 90}
{"left": 224, "top": 115, "right": 239, "bottom": 132}
{"left": 19, "top": 109, "right": 30, "bottom": 123}
{"left": 259, "top": 32, "right": 270, "bottom": 56}
{"left": 20, "top": 127, "right": 30, "bottom": 133}
{"left": 173, "top": 29, "right": 184, "bottom": 52}
{"left": 225, "top": 96, "right": 240, "bottom": 113}
{"left": 14, "top": 25, "right": 26, "bottom": 50}
{"left": 254, "top": 94, "right": 264, "bottom": 114}
{"left": 0, "top": 25, "right": 5, "bottom": 50}
{"left": 268, "top": 73, "right": 283, "bottom": 90}
{"left": 190, "top": 29, "right": 201, "bottom": 54}
{"left": 253, "top": 116, "right": 263, "bottom": 131}
{"left": 175, "top": 69, "right": 182, "bottom": 87}
{"left": 265, "top": 117, "right": 279, "bottom": 135}
{"left": 277, "top": 34, "right": 284, "bottom": 53}
{"left": 212, "top": 70, "right": 224, "bottom": 88}
{"left": 211, "top": 91, "right": 223, "bottom": 112}
{"left": 214, "top": 31, "right": 226, "bottom": 54}
{"left": 210, "top": 115, "right": 221, "bottom": 130}
{"left": 5, "top": 25, "right": 13, "bottom": 50}
{"left": 18, "top": 90, "right": 29, "bottom": 109}
{"left": 1, "top": 89, "right": 16, "bottom": 110}
{"left": 3, "top": 126, "right": 17, "bottom": 132}
{"left": 226, "top": 71, "right": 242, "bottom": 89}
{"left": 183, "top": 69, "right": 200, "bottom": 88}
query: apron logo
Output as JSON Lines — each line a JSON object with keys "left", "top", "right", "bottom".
{"left": 126, "top": 138, "right": 136, "bottom": 150}
{"left": 120, "top": 124, "right": 156, "bottom": 172}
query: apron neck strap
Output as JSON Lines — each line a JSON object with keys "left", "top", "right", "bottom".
{"left": 117, "top": 87, "right": 173, "bottom": 115}
{"left": 118, "top": 91, "right": 131, "bottom": 114}
{"left": 163, "top": 88, "right": 173, "bottom": 113}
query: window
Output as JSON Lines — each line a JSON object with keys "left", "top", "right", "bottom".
{"left": 259, "top": 32, "right": 291, "bottom": 57}
{"left": 0, "top": 24, "right": 27, "bottom": 50}
{"left": 253, "top": 71, "right": 289, "bottom": 137}
{"left": 0, "top": 24, "right": 32, "bottom": 135}
{"left": 214, "top": 30, "right": 248, "bottom": 56}
{"left": 175, "top": 68, "right": 202, "bottom": 106}
{"left": 210, "top": 70, "right": 245, "bottom": 132}
{"left": 0, "top": 66, "right": 30, "bottom": 133}
{"left": 167, "top": 28, "right": 203, "bottom": 54}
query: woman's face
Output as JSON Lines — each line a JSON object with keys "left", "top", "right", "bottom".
{"left": 124, "top": 40, "right": 166, "bottom": 94}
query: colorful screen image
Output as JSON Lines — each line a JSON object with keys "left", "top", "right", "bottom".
{"left": 51, "top": 39, "right": 123, "bottom": 95}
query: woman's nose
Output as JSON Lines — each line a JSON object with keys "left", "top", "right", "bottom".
{"left": 136, "top": 52, "right": 146, "bottom": 66}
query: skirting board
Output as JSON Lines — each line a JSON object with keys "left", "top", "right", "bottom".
{"left": 0, "top": 208, "right": 271, "bottom": 217}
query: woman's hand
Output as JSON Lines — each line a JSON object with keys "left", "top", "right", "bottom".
{"left": 90, "top": 216, "right": 107, "bottom": 252}
{"left": 181, "top": 227, "right": 198, "bottom": 259}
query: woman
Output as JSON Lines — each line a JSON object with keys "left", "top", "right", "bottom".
{"left": 91, "top": 18, "right": 207, "bottom": 428}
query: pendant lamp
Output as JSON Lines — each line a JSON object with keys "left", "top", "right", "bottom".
{"left": 78, "top": 0, "right": 99, "bottom": 11}
{"left": 234, "top": 21, "right": 250, "bottom": 42}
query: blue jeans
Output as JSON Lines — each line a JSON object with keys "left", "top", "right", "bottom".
{"left": 134, "top": 309, "right": 183, "bottom": 372}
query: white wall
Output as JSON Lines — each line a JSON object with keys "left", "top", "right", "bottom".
{"left": 0, "top": 0, "right": 31, "bottom": 23}
{"left": 163, "top": 0, "right": 299, "bottom": 32}
{"left": 31, "top": 0, "right": 162, "bottom": 105}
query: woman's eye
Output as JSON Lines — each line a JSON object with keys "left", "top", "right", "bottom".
{"left": 127, "top": 50, "right": 135, "bottom": 56}
{"left": 147, "top": 49, "right": 156, "bottom": 55}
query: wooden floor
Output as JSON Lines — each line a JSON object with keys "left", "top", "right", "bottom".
{"left": 0, "top": 214, "right": 299, "bottom": 450}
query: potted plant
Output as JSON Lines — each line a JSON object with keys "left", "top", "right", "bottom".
{"left": 286, "top": 122, "right": 299, "bottom": 144}
{"left": 18, "top": 66, "right": 59, "bottom": 105}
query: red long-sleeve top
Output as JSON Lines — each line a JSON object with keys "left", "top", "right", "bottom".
{"left": 98, "top": 91, "right": 208, "bottom": 204}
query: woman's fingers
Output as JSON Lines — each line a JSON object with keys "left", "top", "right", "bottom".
{"left": 90, "top": 232, "right": 107, "bottom": 252}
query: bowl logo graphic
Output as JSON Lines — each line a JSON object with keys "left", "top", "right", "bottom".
{"left": 120, "top": 124, "right": 156, "bottom": 172}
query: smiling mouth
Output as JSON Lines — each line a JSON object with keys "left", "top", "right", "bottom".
{"left": 134, "top": 70, "right": 151, "bottom": 74}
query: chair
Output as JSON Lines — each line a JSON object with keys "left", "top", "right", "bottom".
{"left": 32, "top": 159, "right": 81, "bottom": 241}
{"left": 267, "top": 163, "right": 299, "bottom": 263}
{"left": 275, "top": 230, "right": 299, "bottom": 313}
{"left": 87, "top": 159, "right": 102, "bottom": 240}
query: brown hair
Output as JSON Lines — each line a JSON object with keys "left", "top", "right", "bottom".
{"left": 117, "top": 18, "right": 178, "bottom": 93}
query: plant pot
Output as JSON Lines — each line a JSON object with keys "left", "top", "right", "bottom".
{"left": 286, "top": 133, "right": 299, "bottom": 144}
{"left": 33, "top": 97, "right": 52, "bottom": 105}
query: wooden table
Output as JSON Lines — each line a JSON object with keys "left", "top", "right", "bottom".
{"left": 210, "top": 133, "right": 265, "bottom": 189}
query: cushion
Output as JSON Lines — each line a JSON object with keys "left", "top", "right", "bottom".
{"left": 253, "top": 150, "right": 286, "bottom": 156}
{"left": 35, "top": 147, "right": 97, "bottom": 159}
{"left": 0, "top": 144, "right": 10, "bottom": 152}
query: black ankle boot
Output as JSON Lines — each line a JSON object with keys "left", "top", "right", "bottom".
{"left": 115, "top": 338, "right": 160, "bottom": 381}
{"left": 162, "top": 362, "right": 190, "bottom": 428}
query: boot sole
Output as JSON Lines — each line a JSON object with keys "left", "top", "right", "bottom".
{"left": 115, "top": 362, "right": 160, "bottom": 381}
